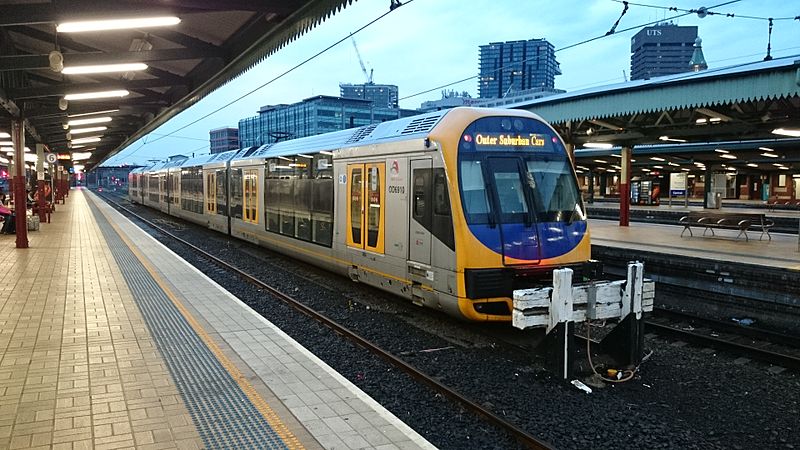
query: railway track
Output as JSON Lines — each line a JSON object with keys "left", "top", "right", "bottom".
{"left": 647, "top": 308, "right": 800, "bottom": 371}
{"left": 97, "top": 191, "right": 553, "bottom": 450}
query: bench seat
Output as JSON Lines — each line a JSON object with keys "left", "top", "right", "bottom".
{"left": 679, "top": 211, "right": 774, "bottom": 241}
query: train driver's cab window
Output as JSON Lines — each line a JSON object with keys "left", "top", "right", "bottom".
{"left": 460, "top": 159, "right": 490, "bottom": 223}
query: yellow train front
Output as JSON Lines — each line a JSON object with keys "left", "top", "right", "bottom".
{"left": 423, "top": 108, "right": 594, "bottom": 321}
{"left": 130, "top": 107, "right": 594, "bottom": 323}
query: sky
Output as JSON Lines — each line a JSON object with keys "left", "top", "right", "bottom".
{"left": 104, "top": 0, "right": 800, "bottom": 166}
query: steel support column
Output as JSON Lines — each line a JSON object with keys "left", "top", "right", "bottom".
{"left": 11, "top": 120, "right": 28, "bottom": 248}
{"left": 36, "top": 144, "right": 46, "bottom": 223}
{"left": 619, "top": 146, "right": 632, "bottom": 227}
{"left": 704, "top": 167, "right": 712, "bottom": 208}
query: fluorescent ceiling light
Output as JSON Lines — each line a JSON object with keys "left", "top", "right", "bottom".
{"left": 67, "top": 109, "right": 119, "bottom": 118}
{"left": 773, "top": 128, "right": 800, "bottom": 137}
{"left": 71, "top": 136, "right": 101, "bottom": 144}
{"left": 695, "top": 118, "right": 707, "bottom": 124}
{"left": 64, "top": 90, "right": 129, "bottom": 101}
{"left": 714, "top": 149, "right": 729, "bottom": 153}
{"left": 641, "top": 168, "right": 651, "bottom": 172}
{"left": 69, "top": 126, "right": 107, "bottom": 135}
{"left": 23, "top": 154, "right": 38, "bottom": 163}
{"left": 0, "top": 132, "right": 9, "bottom": 138}
{"left": 0, "top": 157, "right": 8, "bottom": 164}
{"left": 583, "top": 142, "right": 613, "bottom": 149}
{"left": 758, "top": 147, "right": 773, "bottom": 152}
{"left": 652, "top": 165, "right": 663, "bottom": 169}
{"left": 681, "top": 168, "right": 691, "bottom": 172}
{"left": 761, "top": 152, "right": 779, "bottom": 158}
{"left": 772, "top": 163, "right": 784, "bottom": 167}
{"left": 57, "top": 16, "right": 181, "bottom": 33}
{"left": 650, "top": 157, "right": 665, "bottom": 161}
{"left": 62, "top": 63, "right": 147, "bottom": 75}
{"left": 296, "top": 154, "right": 314, "bottom": 159}
{"left": 779, "top": 166, "right": 789, "bottom": 170}
{"left": 720, "top": 154, "right": 737, "bottom": 159}
{"left": 746, "top": 163, "right": 758, "bottom": 168}
{"left": 659, "top": 136, "right": 687, "bottom": 143}
{"left": 709, "top": 117, "right": 722, "bottom": 123}
{"left": 73, "top": 164, "right": 85, "bottom": 172}
{"left": 612, "top": 165, "right": 622, "bottom": 170}
{"left": 668, "top": 162, "right": 679, "bottom": 167}
{"left": 0, "top": 141, "right": 11, "bottom": 146}
{"left": 319, "top": 151, "right": 334, "bottom": 156}
{"left": 67, "top": 116, "right": 112, "bottom": 127}
{"left": 610, "top": 154, "right": 622, "bottom": 158}
{"left": 593, "top": 159, "right": 607, "bottom": 164}
{"left": 72, "top": 152, "right": 92, "bottom": 161}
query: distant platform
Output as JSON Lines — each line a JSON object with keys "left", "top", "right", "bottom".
{"left": 589, "top": 218, "right": 800, "bottom": 271}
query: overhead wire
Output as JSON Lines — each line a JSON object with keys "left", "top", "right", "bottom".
{"left": 124, "top": 0, "right": 415, "bottom": 160}
{"left": 399, "top": 0, "right": 741, "bottom": 102}
{"left": 613, "top": 0, "right": 798, "bottom": 21}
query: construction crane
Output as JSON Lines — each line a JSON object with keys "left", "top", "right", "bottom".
{"left": 350, "top": 35, "right": 373, "bottom": 84}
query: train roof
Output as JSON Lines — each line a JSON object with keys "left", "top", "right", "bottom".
{"left": 232, "top": 109, "right": 451, "bottom": 163}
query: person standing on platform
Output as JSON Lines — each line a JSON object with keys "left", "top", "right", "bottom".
{"left": 0, "top": 203, "right": 14, "bottom": 234}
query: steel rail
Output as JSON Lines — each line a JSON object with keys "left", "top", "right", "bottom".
{"left": 98, "top": 192, "right": 554, "bottom": 450}
{"left": 645, "top": 321, "right": 800, "bottom": 371}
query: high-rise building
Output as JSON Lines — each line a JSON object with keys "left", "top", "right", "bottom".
{"left": 238, "top": 95, "right": 418, "bottom": 148}
{"left": 478, "top": 38, "right": 561, "bottom": 99}
{"left": 340, "top": 83, "right": 399, "bottom": 109}
{"left": 209, "top": 127, "right": 239, "bottom": 154}
{"left": 630, "top": 23, "right": 699, "bottom": 80}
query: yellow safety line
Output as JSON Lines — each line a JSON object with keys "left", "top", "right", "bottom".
{"left": 97, "top": 200, "right": 305, "bottom": 450}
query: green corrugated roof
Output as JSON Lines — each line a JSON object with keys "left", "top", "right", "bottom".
{"left": 518, "top": 56, "right": 800, "bottom": 124}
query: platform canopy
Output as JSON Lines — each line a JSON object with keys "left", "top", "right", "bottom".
{"left": 514, "top": 56, "right": 800, "bottom": 173}
{"left": 0, "top": 0, "right": 356, "bottom": 170}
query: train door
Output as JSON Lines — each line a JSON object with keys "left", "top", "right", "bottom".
{"left": 486, "top": 157, "right": 540, "bottom": 265}
{"left": 409, "top": 158, "right": 432, "bottom": 265}
{"left": 346, "top": 163, "right": 385, "bottom": 254}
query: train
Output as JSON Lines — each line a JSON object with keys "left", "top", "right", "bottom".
{"left": 129, "top": 107, "right": 598, "bottom": 322}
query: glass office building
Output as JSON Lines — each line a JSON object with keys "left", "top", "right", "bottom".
{"left": 209, "top": 127, "right": 239, "bottom": 154}
{"left": 479, "top": 38, "right": 561, "bottom": 99}
{"left": 340, "top": 83, "right": 399, "bottom": 109}
{"left": 238, "top": 95, "right": 418, "bottom": 147}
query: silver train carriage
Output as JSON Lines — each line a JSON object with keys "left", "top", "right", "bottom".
{"left": 129, "top": 107, "right": 594, "bottom": 322}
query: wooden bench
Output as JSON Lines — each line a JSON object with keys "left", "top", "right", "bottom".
{"left": 679, "top": 211, "right": 774, "bottom": 241}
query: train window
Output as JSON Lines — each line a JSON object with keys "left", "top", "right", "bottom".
{"left": 412, "top": 171, "right": 430, "bottom": 229}
{"left": 524, "top": 158, "right": 581, "bottom": 222}
{"left": 206, "top": 172, "right": 216, "bottom": 214}
{"left": 433, "top": 170, "right": 451, "bottom": 216}
{"left": 243, "top": 169, "right": 258, "bottom": 223}
{"left": 365, "top": 164, "right": 384, "bottom": 252}
{"left": 459, "top": 159, "right": 490, "bottom": 223}
{"left": 215, "top": 169, "right": 227, "bottom": 216}
{"left": 433, "top": 169, "right": 455, "bottom": 251}
{"left": 230, "top": 169, "right": 243, "bottom": 219}
{"left": 348, "top": 166, "right": 363, "bottom": 247}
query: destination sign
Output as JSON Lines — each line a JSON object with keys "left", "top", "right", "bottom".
{"left": 475, "top": 133, "right": 546, "bottom": 147}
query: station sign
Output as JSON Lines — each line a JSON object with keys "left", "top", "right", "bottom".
{"left": 45, "top": 152, "right": 57, "bottom": 164}
{"left": 57, "top": 153, "right": 71, "bottom": 160}
{"left": 670, "top": 172, "right": 687, "bottom": 196}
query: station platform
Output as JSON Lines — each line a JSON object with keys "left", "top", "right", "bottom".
{"left": 0, "top": 188, "right": 434, "bottom": 450}
{"left": 589, "top": 218, "right": 800, "bottom": 271}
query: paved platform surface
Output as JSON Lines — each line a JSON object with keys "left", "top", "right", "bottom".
{"left": 589, "top": 218, "right": 800, "bottom": 270}
{"left": 0, "top": 188, "right": 435, "bottom": 450}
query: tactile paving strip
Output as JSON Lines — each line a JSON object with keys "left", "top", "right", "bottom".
{"left": 87, "top": 200, "right": 290, "bottom": 450}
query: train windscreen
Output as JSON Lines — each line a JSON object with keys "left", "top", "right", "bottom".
{"left": 458, "top": 116, "right": 583, "bottom": 225}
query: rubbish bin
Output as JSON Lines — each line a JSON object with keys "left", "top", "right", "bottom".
{"left": 707, "top": 192, "right": 721, "bottom": 209}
